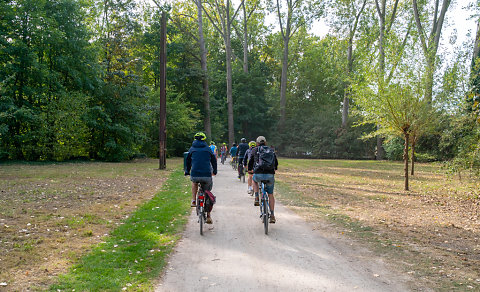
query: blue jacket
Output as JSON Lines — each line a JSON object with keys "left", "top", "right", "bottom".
{"left": 186, "top": 140, "right": 217, "bottom": 177}
{"left": 237, "top": 143, "right": 249, "bottom": 158}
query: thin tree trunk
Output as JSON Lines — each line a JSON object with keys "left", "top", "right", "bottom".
{"left": 225, "top": 23, "right": 235, "bottom": 147}
{"left": 279, "top": 36, "right": 289, "bottom": 127}
{"left": 472, "top": 18, "right": 480, "bottom": 69}
{"left": 411, "top": 135, "right": 416, "bottom": 176}
{"left": 342, "top": 37, "right": 353, "bottom": 128}
{"left": 404, "top": 132, "right": 409, "bottom": 191}
{"left": 375, "top": 0, "right": 386, "bottom": 160}
{"left": 242, "top": 1, "right": 248, "bottom": 73}
{"left": 196, "top": 0, "right": 211, "bottom": 138}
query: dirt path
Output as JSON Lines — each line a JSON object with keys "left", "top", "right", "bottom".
{"left": 155, "top": 159, "right": 410, "bottom": 292}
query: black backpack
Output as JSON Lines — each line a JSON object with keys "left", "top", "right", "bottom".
{"left": 256, "top": 146, "right": 275, "bottom": 171}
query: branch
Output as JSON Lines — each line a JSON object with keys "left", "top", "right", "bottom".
{"left": 201, "top": 2, "right": 225, "bottom": 38}
{"left": 432, "top": 0, "right": 451, "bottom": 52}
{"left": 247, "top": 1, "right": 258, "bottom": 20}
{"left": 413, "top": 0, "right": 428, "bottom": 55}
{"left": 386, "top": 0, "right": 400, "bottom": 34}
{"left": 350, "top": 0, "right": 368, "bottom": 41}
{"left": 277, "top": 0, "right": 285, "bottom": 39}
{"left": 169, "top": 13, "right": 199, "bottom": 42}
{"left": 231, "top": 0, "right": 246, "bottom": 22}
{"left": 386, "top": 22, "right": 413, "bottom": 84}
{"left": 374, "top": 0, "right": 382, "bottom": 19}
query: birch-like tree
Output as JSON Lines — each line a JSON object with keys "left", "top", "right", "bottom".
{"left": 202, "top": 0, "right": 245, "bottom": 147}
{"left": 412, "top": 0, "right": 452, "bottom": 104}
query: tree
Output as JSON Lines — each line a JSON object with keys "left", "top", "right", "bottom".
{"left": 274, "top": 0, "right": 322, "bottom": 129}
{"left": 201, "top": 0, "right": 245, "bottom": 147}
{"left": 354, "top": 81, "right": 431, "bottom": 191}
{"left": 412, "top": 0, "right": 452, "bottom": 104}
{"left": 328, "top": 0, "right": 369, "bottom": 127}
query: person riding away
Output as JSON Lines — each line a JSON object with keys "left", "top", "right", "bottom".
{"left": 209, "top": 141, "right": 217, "bottom": 159}
{"left": 248, "top": 136, "right": 278, "bottom": 223}
{"left": 243, "top": 141, "right": 256, "bottom": 194}
{"left": 237, "top": 138, "right": 249, "bottom": 178}
{"left": 220, "top": 142, "right": 228, "bottom": 163}
{"left": 229, "top": 143, "right": 238, "bottom": 160}
{"left": 186, "top": 132, "right": 218, "bottom": 224}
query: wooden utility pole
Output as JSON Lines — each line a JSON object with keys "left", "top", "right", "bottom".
{"left": 159, "top": 11, "right": 167, "bottom": 169}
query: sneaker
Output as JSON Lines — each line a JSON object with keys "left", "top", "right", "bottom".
{"left": 269, "top": 215, "right": 276, "bottom": 223}
{"left": 191, "top": 200, "right": 196, "bottom": 207}
{"left": 206, "top": 216, "right": 213, "bottom": 224}
{"left": 254, "top": 197, "right": 259, "bottom": 206}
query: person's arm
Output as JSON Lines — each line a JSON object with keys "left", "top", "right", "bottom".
{"left": 185, "top": 152, "right": 192, "bottom": 175}
{"left": 274, "top": 154, "right": 278, "bottom": 170}
{"left": 211, "top": 152, "right": 218, "bottom": 175}
{"left": 248, "top": 149, "right": 255, "bottom": 170}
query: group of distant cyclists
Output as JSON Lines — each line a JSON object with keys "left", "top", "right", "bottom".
{"left": 184, "top": 132, "right": 278, "bottom": 225}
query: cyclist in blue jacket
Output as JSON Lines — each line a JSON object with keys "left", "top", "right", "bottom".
{"left": 185, "top": 132, "right": 218, "bottom": 224}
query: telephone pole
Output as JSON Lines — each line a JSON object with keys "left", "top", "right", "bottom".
{"left": 159, "top": 11, "right": 167, "bottom": 169}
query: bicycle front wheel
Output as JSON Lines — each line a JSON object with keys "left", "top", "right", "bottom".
{"left": 263, "top": 201, "right": 269, "bottom": 235}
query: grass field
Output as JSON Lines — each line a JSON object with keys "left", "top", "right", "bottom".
{"left": 275, "top": 159, "right": 480, "bottom": 291}
{"left": 0, "top": 158, "right": 189, "bottom": 291}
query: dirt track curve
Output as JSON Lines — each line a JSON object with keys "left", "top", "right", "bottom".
{"left": 155, "top": 159, "right": 410, "bottom": 292}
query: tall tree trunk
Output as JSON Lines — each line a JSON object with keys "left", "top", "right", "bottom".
{"left": 412, "top": 0, "right": 451, "bottom": 104}
{"left": 375, "top": 0, "right": 386, "bottom": 160}
{"left": 242, "top": 1, "right": 248, "bottom": 73}
{"left": 404, "top": 131, "right": 409, "bottom": 191}
{"left": 472, "top": 18, "right": 480, "bottom": 69}
{"left": 411, "top": 135, "right": 416, "bottom": 176}
{"left": 279, "top": 36, "right": 289, "bottom": 127}
{"left": 196, "top": 0, "right": 211, "bottom": 138}
{"left": 342, "top": 36, "right": 353, "bottom": 128}
{"left": 225, "top": 23, "right": 235, "bottom": 147}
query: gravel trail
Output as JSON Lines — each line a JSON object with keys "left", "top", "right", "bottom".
{"left": 155, "top": 159, "right": 409, "bottom": 292}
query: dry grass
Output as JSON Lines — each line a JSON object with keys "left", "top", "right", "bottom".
{"left": 276, "top": 159, "right": 480, "bottom": 291}
{"left": 0, "top": 158, "right": 180, "bottom": 291}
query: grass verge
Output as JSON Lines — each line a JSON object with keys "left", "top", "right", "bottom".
{"left": 49, "top": 169, "right": 190, "bottom": 291}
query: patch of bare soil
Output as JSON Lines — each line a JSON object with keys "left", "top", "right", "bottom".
{"left": 0, "top": 159, "right": 174, "bottom": 291}
{"left": 276, "top": 162, "right": 480, "bottom": 291}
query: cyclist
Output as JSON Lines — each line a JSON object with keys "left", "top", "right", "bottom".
{"left": 186, "top": 132, "right": 218, "bottom": 224}
{"left": 248, "top": 136, "right": 278, "bottom": 223}
{"left": 237, "top": 138, "right": 249, "bottom": 178}
{"left": 209, "top": 141, "right": 217, "bottom": 159}
{"left": 220, "top": 143, "right": 228, "bottom": 164}
{"left": 243, "top": 141, "right": 256, "bottom": 194}
{"left": 229, "top": 143, "right": 238, "bottom": 162}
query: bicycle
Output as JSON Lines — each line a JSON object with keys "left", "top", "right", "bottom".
{"left": 231, "top": 156, "right": 238, "bottom": 170}
{"left": 195, "top": 184, "right": 207, "bottom": 235}
{"left": 238, "top": 163, "right": 246, "bottom": 183}
{"left": 259, "top": 181, "right": 270, "bottom": 235}
{"left": 221, "top": 152, "right": 226, "bottom": 164}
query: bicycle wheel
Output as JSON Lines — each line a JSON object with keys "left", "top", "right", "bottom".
{"left": 199, "top": 207, "right": 204, "bottom": 236}
{"left": 263, "top": 198, "right": 269, "bottom": 235}
{"left": 242, "top": 173, "right": 245, "bottom": 183}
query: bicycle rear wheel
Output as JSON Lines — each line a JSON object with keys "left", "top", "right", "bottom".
{"left": 199, "top": 208, "right": 204, "bottom": 236}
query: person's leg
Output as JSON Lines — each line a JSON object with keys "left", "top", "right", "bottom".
{"left": 191, "top": 182, "right": 198, "bottom": 206}
{"left": 252, "top": 174, "right": 260, "bottom": 205}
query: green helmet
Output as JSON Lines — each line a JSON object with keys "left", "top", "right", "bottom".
{"left": 194, "top": 132, "right": 207, "bottom": 141}
{"left": 210, "top": 141, "right": 215, "bottom": 145}
{"left": 249, "top": 141, "right": 256, "bottom": 148}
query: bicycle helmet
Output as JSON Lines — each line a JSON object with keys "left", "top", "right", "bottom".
{"left": 194, "top": 132, "right": 207, "bottom": 140}
{"left": 241, "top": 138, "right": 246, "bottom": 143}
{"left": 249, "top": 141, "right": 256, "bottom": 147}
{"left": 210, "top": 141, "right": 215, "bottom": 145}
{"left": 232, "top": 143, "right": 237, "bottom": 147}
{"left": 256, "top": 136, "right": 266, "bottom": 144}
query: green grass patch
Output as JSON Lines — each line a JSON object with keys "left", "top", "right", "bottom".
{"left": 49, "top": 169, "right": 191, "bottom": 291}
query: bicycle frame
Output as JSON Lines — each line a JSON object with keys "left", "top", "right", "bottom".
{"left": 196, "top": 184, "right": 207, "bottom": 235}
{"left": 259, "top": 181, "right": 270, "bottom": 234}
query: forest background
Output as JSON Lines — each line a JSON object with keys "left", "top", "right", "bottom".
{"left": 1, "top": 0, "right": 479, "bottom": 178}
